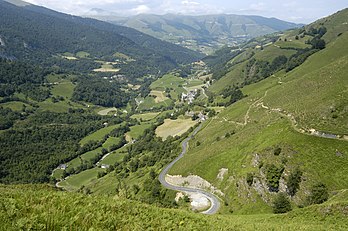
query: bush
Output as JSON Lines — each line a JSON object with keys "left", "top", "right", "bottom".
{"left": 273, "top": 147, "right": 281, "bottom": 156}
{"left": 265, "top": 164, "right": 284, "bottom": 192}
{"left": 306, "top": 182, "right": 329, "bottom": 205}
{"left": 287, "top": 167, "right": 302, "bottom": 196}
{"left": 273, "top": 193, "right": 292, "bottom": 213}
{"left": 246, "top": 173, "right": 254, "bottom": 186}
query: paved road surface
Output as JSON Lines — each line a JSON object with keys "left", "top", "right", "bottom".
{"left": 158, "top": 124, "right": 220, "bottom": 215}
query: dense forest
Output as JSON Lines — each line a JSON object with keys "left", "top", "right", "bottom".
{"left": 0, "top": 58, "right": 51, "bottom": 102}
{"left": 0, "top": 110, "right": 124, "bottom": 183}
{"left": 72, "top": 76, "right": 130, "bottom": 108}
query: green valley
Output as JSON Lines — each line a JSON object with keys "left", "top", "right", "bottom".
{"left": 0, "top": 0, "right": 347, "bottom": 230}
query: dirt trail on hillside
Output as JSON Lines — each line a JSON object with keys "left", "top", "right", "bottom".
{"left": 220, "top": 90, "right": 346, "bottom": 141}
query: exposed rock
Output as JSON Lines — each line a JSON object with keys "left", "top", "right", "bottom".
{"left": 278, "top": 178, "right": 287, "bottom": 193}
{"left": 253, "top": 177, "right": 272, "bottom": 203}
{"left": 252, "top": 153, "right": 260, "bottom": 167}
{"left": 336, "top": 150, "right": 344, "bottom": 157}
{"left": 187, "top": 192, "right": 211, "bottom": 211}
{"left": 175, "top": 192, "right": 185, "bottom": 203}
{"left": 166, "top": 174, "right": 224, "bottom": 197}
{"left": 217, "top": 168, "right": 228, "bottom": 181}
{"left": 0, "top": 37, "right": 5, "bottom": 46}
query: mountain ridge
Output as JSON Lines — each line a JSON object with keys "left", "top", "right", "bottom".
{"left": 0, "top": 0, "right": 201, "bottom": 78}
{"left": 85, "top": 13, "right": 303, "bottom": 53}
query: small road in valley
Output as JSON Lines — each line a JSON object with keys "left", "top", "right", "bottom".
{"left": 159, "top": 124, "right": 220, "bottom": 215}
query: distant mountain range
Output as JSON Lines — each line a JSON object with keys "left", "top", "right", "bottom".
{"left": 85, "top": 13, "right": 303, "bottom": 54}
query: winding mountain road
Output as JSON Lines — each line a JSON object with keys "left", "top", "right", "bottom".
{"left": 158, "top": 124, "right": 220, "bottom": 215}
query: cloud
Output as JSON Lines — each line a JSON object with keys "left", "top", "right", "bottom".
{"left": 181, "top": 0, "right": 200, "bottom": 6}
{"left": 23, "top": 0, "right": 348, "bottom": 24}
{"left": 132, "top": 4, "right": 151, "bottom": 14}
{"left": 25, "top": 0, "right": 146, "bottom": 14}
{"left": 249, "top": 2, "right": 265, "bottom": 11}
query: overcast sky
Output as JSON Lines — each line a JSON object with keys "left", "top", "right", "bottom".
{"left": 25, "top": 0, "right": 348, "bottom": 23}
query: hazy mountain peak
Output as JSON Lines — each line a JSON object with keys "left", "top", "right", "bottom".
{"left": 4, "top": 0, "right": 30, "bottom": 7}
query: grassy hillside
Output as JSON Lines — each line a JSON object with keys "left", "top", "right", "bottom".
{"left": 169, "top": 9, "right": 348, "bottom": 215}
{"left": 1, "top": 184, "right": 348, "bottom": 230}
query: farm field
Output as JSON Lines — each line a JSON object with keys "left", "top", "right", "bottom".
{"left": 149, "top": 90, "right": 169, "bottom": 103}
{"left": 59, "top": 168, "right": 105, "bottom": 191}
{"left": 97, "top": 107, "right": 117, "bottom": 116}
{"left": 137, "top": 96, "right": 173, "bottom": 111}
{"left": 102, "top": 136, "right": 121, "bottom": 150}
{"left": 99, "top": 146, "right": 128, "bottom": 166}
{"left": 79, "top": 124, "right": 121, "bottom": 145}
{"left": 126, "top": 123, "right": 153, "bottom": 141}
{"left": 0, "top": 101, "right": 32, "bottom": 111}
{"left": 131, "top": 112, "right": 160, "bottom": 121}
{"left": 93, "top": 63, "right": 120, "bottom": 72}
{"left": 156, "top": 117, "right": 197, "bottom": 140}
{"left": 37, "top": 100, "right": 80, "bottom": 113}
{"left": 50, "top": 80, "right": 75, "bottom": 99}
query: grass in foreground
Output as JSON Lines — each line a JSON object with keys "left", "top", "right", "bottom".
{"left": 1, "top": 184, "right": 347, "bottom": 230}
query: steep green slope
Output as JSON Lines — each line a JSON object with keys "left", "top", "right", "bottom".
{"left": 169, "top": 10, "right": 348, "bottom": 215}
{"left": 1, "top": 184, "right": 348, "bottom": 230}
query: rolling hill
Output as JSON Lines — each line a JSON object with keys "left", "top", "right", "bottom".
{"left": 87, "top": 13, "right": 302, "bottom": 54}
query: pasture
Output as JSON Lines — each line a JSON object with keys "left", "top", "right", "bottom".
{"left": 59, "top": 168, "right": 105, "bottom": 191}
{"left": 79, "top": 124, "right": 121, "bottom": 146}
{"left": 131, "top": 112, "right": 160, "bottom": 121}
{"left": 155, "top": 118, "right": 197, "bottom": 140}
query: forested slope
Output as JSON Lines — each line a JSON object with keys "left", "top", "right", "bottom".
{"left": 0, "top": 0, "right": 201, "bottom": 78}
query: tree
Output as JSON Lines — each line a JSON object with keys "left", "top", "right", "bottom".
{"left": 311, "top": 38, "right": 326, "bottom": 50}
{"left": 273, "top": 193, "right": 292, "bottom": 213}
{"left": 287, "top": 168, "right": 302, "bottom": 196}
{"left": 306, "top": 182, "right": 329, "bottom": 205}
{"left": 265, "top": 164, "right": 284, "bottom": 192}
{"left": 149, "top": 169, "right": 156, "bottom": 180}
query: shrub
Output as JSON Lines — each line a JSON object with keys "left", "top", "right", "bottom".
{"left": 287, "top": 167, "right": 302, "bottom": 196}
{"left": 273, "top": 193, "right": 292, "bottom": 213}
{"left": 274, "top": 147, "right": 282, "bottom": 156}
{"left": 246, "top": 173, "right": 254, "bottom": 186}
{"left": 265, "top": 164, "right": 284, "bottom": 192}
{"left": 306, "top": 182, "right": 329, "bottom": 205}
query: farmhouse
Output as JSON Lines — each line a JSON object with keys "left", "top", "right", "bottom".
{"left": 100, "top": 164, "right": 110, "bottom": 169}
{"left": 181, "top": 90, "right": 197, "bottom": 104}
{"left": 58, "top": 164, "right": 68, "bottom": 170}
